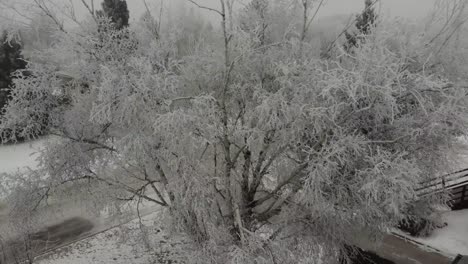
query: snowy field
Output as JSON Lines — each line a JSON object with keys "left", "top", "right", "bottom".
{"left": 0, "top": 138, "right": 46, "bottom": 174}
{"left": 395, "top": 209, "right": 468, "bottom": 256}
{"left": 415, "top": 209, "right": 468, "bottom": 256}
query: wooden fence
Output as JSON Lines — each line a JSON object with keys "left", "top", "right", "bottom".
{"left": 416, "top": 168, "right": 468, "bottom": 210}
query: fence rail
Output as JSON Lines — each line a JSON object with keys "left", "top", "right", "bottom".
{"left": 416, "top": 168, "right": 468, "bottom": 209}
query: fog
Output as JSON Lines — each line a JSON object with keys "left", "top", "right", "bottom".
{"left": 0, "top": 0, "right": 439, "bottom": 29}
{"left": 115, "top": 0, "right": 439, "bottom": 25}
{"left": 124, "top": 0, "right": 438, "bottom": 21}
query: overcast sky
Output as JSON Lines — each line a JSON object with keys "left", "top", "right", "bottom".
{"left": 0, "top": 0, "right": 440, "bottom": 29}
{"left": 129, "top": 0, "right": 439, "bottom": 21}
{"left": 319, "top": 0, "right": 437, "bottom": 18}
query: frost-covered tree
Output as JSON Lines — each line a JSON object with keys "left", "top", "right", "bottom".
{"left": 239, "top": 0, "right": 324, "bottom": 46}
{"left": 21, "top": 13, "right": 57, "bottom": 57}
{"left": 1, "top": 1, "right": 468, "bottom": 263}
{"left": 345, "top": 0, "right": 377, "bottom": 51}
{"left": 97, "top": 0, "right": 130, "bottom": 30}
{"left": 355, "top": 0, "right": 377, "bottom": 35}
{"left": 240, "top": 0, "right": 270, "bottom": 45}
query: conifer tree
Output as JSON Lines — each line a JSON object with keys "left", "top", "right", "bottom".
{"left": 345, "top": 0, "right": 377, "bottom": 51}
{"left": 97, "top": 0, "right": 130, "bottom": 30}
{"left": 355, "top": 0, "right": 377, "bottom": 35}
{"left": 0, "top": 32, "right": 26, "bottom": 114}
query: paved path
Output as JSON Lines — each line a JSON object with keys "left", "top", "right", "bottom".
{"left": 34, "top": 217, "right": 456, "bottom": 264}
{"left": 33, "top": 205, "right": 159, "bottom": 261}
{"left": 4, "top": 204, "right": 453, "bottom": 264}
{"left": 358, "top": 233, "right": 454, "bottom": 264}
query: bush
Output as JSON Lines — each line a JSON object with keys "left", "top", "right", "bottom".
{"left": 398, "top": 199, "right": 448, "bottom": 237}
{"left": 340, "top": 245, "right": 394, "bottom": 264}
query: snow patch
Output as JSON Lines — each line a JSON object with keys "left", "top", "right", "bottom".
{"left": 399, "top": 209, "right": 468, "bottom": 256}
{"left": 36, "top": 211, "right": 187, "bottom": 264}
{"left": 0, "top": 139, "right": 46, "bottom": 174}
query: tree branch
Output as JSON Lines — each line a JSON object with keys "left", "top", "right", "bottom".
{"left": 186, "top": 0, "right": 223, "bottom": 16}
{"left": 251, "top": 162, "right": 308, "bottom": 208}
{"left": 51, "top": 132, "right": 117, "bottom": 152}
{"left": 324, "top": 0, "right": 380, "bottom": 55}
{"left": 79, "top": 0, "right": 97, "bottom": 22}
{"left": 33, "top": 0, "right": 66, "bottom": 32}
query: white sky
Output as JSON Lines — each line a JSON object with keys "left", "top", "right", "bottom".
{"left": 126, "top": 0, "right": 438, "bottom": 22}
{"left": 0, "top": 0, "right": 440, "bottom": 29}
{"left": 319, "top": 0, "right": 437, "bottom": 18}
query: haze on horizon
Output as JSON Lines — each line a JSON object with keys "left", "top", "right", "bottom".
{"left": 127, "top": 0, "right": 438, "bottom": 21}
{"left": 0, "top": 0, "right": 439, "bottom": 30}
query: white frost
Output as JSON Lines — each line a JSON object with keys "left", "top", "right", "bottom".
{"left": 403, "top": 209, "right": 468, "bottom": 256}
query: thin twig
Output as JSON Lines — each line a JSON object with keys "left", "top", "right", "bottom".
{"left": 80, "top": 0, "right": 98, "bottom": 23}
{"left": 305, "top": 0, "right": 325, "bottom": 33}
{"left": 186, "top": 0, "right": 223, "bottom": 16}
{"left": 324, "top": 0, "right": 380, "bottom": 55}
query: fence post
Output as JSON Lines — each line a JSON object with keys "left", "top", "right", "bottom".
{"left": 452, "top": 254, "right": 463, "bottom": 264}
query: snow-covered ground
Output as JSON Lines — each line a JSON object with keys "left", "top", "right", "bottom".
{"left": 36, "top": 212, "right": 187, "bottom": 264}
{"left": 0, "top": 138, "right": 178, "bottom": 264}
{"left": 0, "top": 138, "right": 46, "bottom": 174}
{"left": 398, "top": 209, "right": 468, "bottom": 256}
{"left": 9, "top": 138, "right": 467, "bottom": 262}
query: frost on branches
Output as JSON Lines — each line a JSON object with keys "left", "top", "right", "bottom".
{"left": 1, "top": 0, "right": 468, "bottom": 263}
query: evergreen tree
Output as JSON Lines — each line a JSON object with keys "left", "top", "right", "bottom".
{"left": 0, "top": 32, "right": 26, "bottom": 114}
{"left": 345, "top": 0, "right": 377, "bottom": 51}
{"left": 355, "top": 0, "right": 377, "bottom": 35}
{"left": 97, "top": 0, "right": 130, "bottom": 30}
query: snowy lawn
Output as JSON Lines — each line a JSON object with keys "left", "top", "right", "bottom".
{"left": 36, "top": 212, "right": 188, "bottom": 264}
{"left": 0, "top": 138, "right": 47, "bottom": 225}
{"left": 398, "top": 209, "right": 468, "bottom": 256}
{"left": 0, "top": 138, "right": 46, "bottom": 174}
